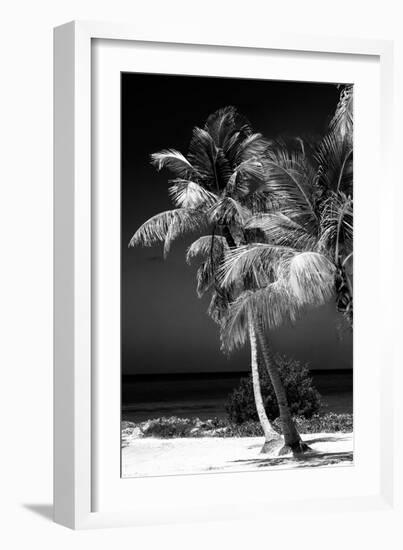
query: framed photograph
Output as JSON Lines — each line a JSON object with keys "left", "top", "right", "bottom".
{"left": 54, "top": 21, "right": 396, "bottom": 529}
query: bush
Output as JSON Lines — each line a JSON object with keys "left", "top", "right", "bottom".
{"left": 138, "top": 416, "right": 231, "bottom": 438}
{"left": 225, "top": 354, "right": 322, "bottom": 424}
{"left": 141, "top": 417, "right": 195, "bottom": 438}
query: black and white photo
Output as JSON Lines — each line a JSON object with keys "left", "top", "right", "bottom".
{"left": 121, "top": 73, "right": 353, "bottom": 477}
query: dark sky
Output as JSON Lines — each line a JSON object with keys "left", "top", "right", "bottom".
{"left": 121, "top": 73, "right": 352, "bottom": 374}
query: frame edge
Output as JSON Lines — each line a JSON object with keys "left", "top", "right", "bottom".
{"left": 54, "top": 20, "right": 76, "bottom": 529}
{"left": 54, "top": 19, "right": 396, "bottom": 529}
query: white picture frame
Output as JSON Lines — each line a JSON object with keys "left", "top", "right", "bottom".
{"left": 54, "top": 20, "right": 398, "bottom": 530}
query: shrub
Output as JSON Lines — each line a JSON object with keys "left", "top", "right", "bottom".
{"left": 140, "top": 417, "right": 194, "bottom": 438}
{"left": 225, "top": 354, "right": 322, "bottom": 424}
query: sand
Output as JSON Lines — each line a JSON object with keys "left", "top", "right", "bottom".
{"left": 122, "top": 432, "right": 353, "bottom": 478}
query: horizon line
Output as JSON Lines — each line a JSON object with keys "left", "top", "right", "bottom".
{"left": 122, "top": 368, "right": 353, "bottom": 380}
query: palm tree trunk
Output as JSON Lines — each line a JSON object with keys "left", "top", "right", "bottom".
{"left": 224, "top": 227, "right": 281, "bottom": 454}
{"left": 248, "top": 318, "right": 282, "bottom": 454}
{"left": 255, "top": 323, "right": 310, "bottom": 455}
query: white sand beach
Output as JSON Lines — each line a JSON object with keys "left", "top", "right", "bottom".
{"left": 122, "top": 432, "right": 353, "bottom": 478}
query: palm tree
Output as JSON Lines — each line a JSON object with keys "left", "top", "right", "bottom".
{"left": 219, "top": 85, "right": 353, "bottom": 453}
{"left": 129, "top": 106, "right": 282, "bottom": 451}
{"left": 219, "top": 256, "right": 325, "bottom": 454}
{"left": 245, "top": 84, "right": 353, "bottom": 324}
{"left": 185, "top": 233, "right": 280, "bottom": 448}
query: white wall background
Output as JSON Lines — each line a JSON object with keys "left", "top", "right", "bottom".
{"left": 0, "top": 1, "right": 401, "bottom": 547}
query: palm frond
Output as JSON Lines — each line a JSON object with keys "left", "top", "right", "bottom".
{"left": 330, "top": 85, "right": 353, "bottom": 141}
{"left": 234, "top": 133, "right": 268, "bottom": 164}
{"left": 335, "top": 259, "right": 353, "bottom": 326}
{"left": 151, "top": 149, "right": 198, "bottom": 178}
{"left": 196, "top": 258, "right": 217, "bottom": 297}
{"left": 245, "top": 213, "right": 316, "bottom": 250}
{"left": 286, "top": 252, "right": 336, "bottom": 305}
{"left": 242, "top": 183, "right": 279, "bottom": 214}
{"left": 187, "top": 127, "right": 217, "bottom": 184}
{"left": 205, "top": 106, "right": 252, "bottom": 148}
{"left": 219, "top": 243, "right": 294, "bottom": 288}
{"left": 215, "top": 149, "right": 233, "bottom": 189}
{"left": 263, "top": 144, "right": 318, "bottom": 224}
{"left": 315, "top": 131, "right": 353, "bottom": 195}
{"left": 220, "top": 283, "right": 299, "bottom": 352}
{"left": 226, "top": 158, "right": 264, "bottom": 196}
{"left": 223, "top": 127, "right": 251, "bottom": 165}
{"left": 318, "top": 193, "right": 353, "bottom": 262}
{"left": 208, "top": 288, "right": 232, "bottom": 324}
{"left": 186, "top": 235, "right": 228, "bottom": 264}
{"left": 208, "top": 196, "right": 251, "bottom": 227}
{"left": 168, "top": 179, "right": 217, "bottom": 209}
{"left": 187, "top": 126, "right": 233, "bottom": 190}
{"left": 129, "top": 208, "right": 206, "bottom": 258}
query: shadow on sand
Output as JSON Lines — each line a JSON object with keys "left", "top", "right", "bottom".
{"left": 234, "top": 435, "right": 353, "bottom": 469}
{"left": 304, "top": 435, "right": 351, "bottom": 445}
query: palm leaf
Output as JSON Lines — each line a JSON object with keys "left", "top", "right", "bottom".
{"left": 204, "top": 106, "right": 247, "bottom": 147}
{"left": 129, "top": 208, "right": 206, "bottom": 258}
{"left": 186, "top": 235, "right": 228, "bottom": 264}
{"left": 219, "top": 243, "right": 294, "bottom": 288}
{"left": 187, "top": 126, "right": 233, "bottom": 190}
{"left": 243, "top": 183, "right": 279, "bottom": 214}
{"left": 318, "top": 193, "right": 353, "bottom": 262}
{"left": 330, "top": 85, "right": 353, "bottom": 141}
{"left": 151, "top": 149, "right": 198, "bottom": 178}
{"left": 208, "top": 196, "right": 251, "bottom": 227}
{"left": 315, "top": 131, "right": 353, "bottom": 195}
{"left": 223, "top": 127, "right": 251, "bottom": 165}
{"left": 226, "top": 158, "right": 264, "bottom": 196}
{"left": 245, "top": 212, "right": 316, "bottom": 250}
{"left": 196, "top": 258, "right": 217, "bottom": 297}
{"left": 234, "top": 133, "right": 268, "bottom": 164}
{"left": 215, "top": 149, "right": 233, "bottom": 189}
{"left": 208, "top": 289, "right": 232, "bottom": 324}
{"left": 286, "top": 252, "right": 336, "bottom": 305}
{"left": 187, "top": 127, "right": 218, "bottom": 185}
{"left": 263, "top": 145, "right": 318, "bottom": 224}
{"left": 335, "top": 259, "right": 353, "bottom": 326}
{"left": 168, "top": 179, "right": 217, "bottom": 209}
{"left": 220, "top": 283, "right": 299, "bottom": 352}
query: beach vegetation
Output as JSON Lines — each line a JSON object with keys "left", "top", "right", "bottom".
{"left": 121, "top": 413, "right": 353, "bottom": 445}
{"left": 225, "top": 355, "right": 322, "bottom": 424}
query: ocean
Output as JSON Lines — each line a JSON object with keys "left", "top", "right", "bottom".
{"left": 122, "top": 370, "right": 353, "bottom": 422}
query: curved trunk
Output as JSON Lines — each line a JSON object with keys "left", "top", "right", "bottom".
{"left": 224, "top": 227, "right": 281, "bottom": 454}
{"left": 255, "top": 323, "right": 310, "bottom": 455}
{"left": 248, "top": 319, "right": 282, "bottom": 454}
